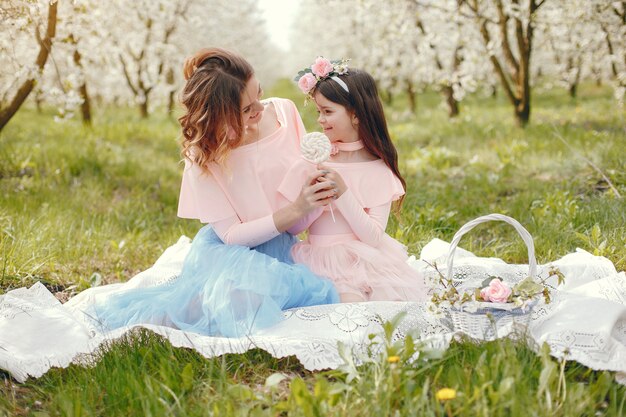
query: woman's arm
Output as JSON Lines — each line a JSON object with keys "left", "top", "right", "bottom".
{"left": 274, "top": 171, "right": 335, "bottom": 232}
{"left": 286, "top": 207, "right": 324, "bottom": 235}
{"left": 211, "top": 214, "right": 279, "bottom": 247}
{"left": 212, "top": 170, "right": 335, "bottom": 247}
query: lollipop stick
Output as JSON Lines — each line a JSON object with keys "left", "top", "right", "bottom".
{"left": 329, "top": 203, "right": 336, "bottom": 223}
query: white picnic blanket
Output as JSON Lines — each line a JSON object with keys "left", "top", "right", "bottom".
{"left": 1, "top": 236, "right": 625, "bottom": 383}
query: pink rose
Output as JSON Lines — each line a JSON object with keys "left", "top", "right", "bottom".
{"left": 480, "top": 279, "right": 512, "bottom": 303}
{"left": 311, "top": 57, "right": 334, "bottom": 78}
{"left": 298, "top": 73, "right": 317, "bottom": 94}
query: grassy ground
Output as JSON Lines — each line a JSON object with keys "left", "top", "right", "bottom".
{"left": 1, "top": 81, "right": 625, "bottom": 415}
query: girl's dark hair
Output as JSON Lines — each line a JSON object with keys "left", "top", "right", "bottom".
{"left": 179, "top": 47, "right": 254, "bottom": 169}
{"left": 313, "top": 69, "right": 406, "bottom": 211}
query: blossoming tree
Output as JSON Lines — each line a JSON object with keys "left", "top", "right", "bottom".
{"left": 0, "top": 0, "right": 58, "bottom": 132}
{"left": 1, "top": 0, "right": 621, "bottom": 127}
{"left": 457, "top": 0, "right": 547, "bottom": 126}
{"left": 593, "top": 0, "right": 625, "bottom": 103}
{"left": 0, "top": 0, "right": 278, "bottom": 123}
{"left": 293, "top": 0, "right": 491, "bottom": 118}
{"left": 292, "top": 0, "right": 624, "bottom": 125}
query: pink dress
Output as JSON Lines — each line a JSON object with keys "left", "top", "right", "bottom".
{"left": 279, "top": 158, "right": 429, "bottom": 302}
{"left": 178, "top": 97, "right": 305, "bottom": 226}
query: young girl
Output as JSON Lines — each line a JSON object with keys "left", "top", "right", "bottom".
{"left": 279, "top": 59, "right": 429, "bottom": 303}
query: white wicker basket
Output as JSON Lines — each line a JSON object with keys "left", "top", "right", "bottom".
{"left": 445, "top": 214, "right": 538, "bottom": 341}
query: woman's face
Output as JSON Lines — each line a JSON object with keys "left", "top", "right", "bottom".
{"left": 313, "top": 91, "right": 358, "bottom": 143}
{"left": 241, "top": 75, "right": 264, "bottom": 127}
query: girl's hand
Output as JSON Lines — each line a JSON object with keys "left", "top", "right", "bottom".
{"left": 294, "top": 169, "right": 337, "bottom": 214}
{"left": 317, "top": 165, "right": 347, "bottom": 197}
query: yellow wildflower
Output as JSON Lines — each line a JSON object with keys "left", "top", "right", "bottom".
{"left": 435, "top": 388, "right": 457, "bottom": 401}
{"left": 387, "top": 355, "right": 400, "bottom": 363}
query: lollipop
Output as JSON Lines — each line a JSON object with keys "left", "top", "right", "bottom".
{"left": 300, "top": 132, "right": 336, "bottom": 222}
{"left": 301, "top": 132, "right": 331, "bottom": 164}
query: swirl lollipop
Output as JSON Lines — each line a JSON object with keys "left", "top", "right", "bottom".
{"left": 300, "top": 132, "right": 335, "bottom": 222}
{"left": 301, "top": 132, "right": 331, "bottom": 164}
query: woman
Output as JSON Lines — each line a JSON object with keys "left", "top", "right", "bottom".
{"left": 93, "top": 48, "right": 339, "bottom": 337}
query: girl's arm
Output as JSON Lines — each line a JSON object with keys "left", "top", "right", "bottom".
{"left": 318, "top": 165, "right": 395, "bottom": 247}
{"left": 333, "top": 189, "right": 391, "bottom": 247}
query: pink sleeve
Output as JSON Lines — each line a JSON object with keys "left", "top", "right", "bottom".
{"left": 211, "top": 214, "right": 280, "bottom": 247}
{"left": 177, "top": 159, "right": 235, "bottom": 223}
{"left": 287, "top": 207, "right": 324, "bottom": 235}
{"left": 278, "top": 159, "right": 315, "bottom": 202}
{"left": 278, "top": 159, "right": 324, "bottom": 235}
{"left": 333, "top": 189, "right": 391, "bottom": 247}
{"left": 349, "top": 163, "right": 405, "bottom": 208}
{"left": 178, "top": 159, "right": 280, "bottom": 247}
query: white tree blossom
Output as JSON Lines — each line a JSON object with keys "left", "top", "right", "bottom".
{"left": 0, "top": 0, "right": 58, "bottom": 131}
{"left": 1, "top": 0, "right": 622, "bottom": 126}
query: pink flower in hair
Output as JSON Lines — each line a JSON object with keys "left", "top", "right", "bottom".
{"left": 298, "top": 73, "right": 317, "bottom": 94}
{"left": 480, "top": 279, "right": 512, "bottom": 303}
{"left": 311, "top": 57, "right": 334, "bottom": 78}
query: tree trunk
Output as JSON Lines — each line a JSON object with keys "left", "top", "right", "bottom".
{"left": 600, "top": 22, "right": 625, "bottom": 90}
{"left": 168, "top": 91, "right": 175, "bottom": 116}
{"left": 490, "top": 85, "right": 498, "bottom": 98}
{"left": 566, "top": 56, "right": 581, "bottom": 99}
{"left": 79, "top": 82, "right": 92, "bottom": 124}
{"left": 442, "top": 86, "right": 459, "bottom": 117}
{"left": 414, "top": 12, "right": 462, "bottom": 119}
{"left": 406, "top": 80, "right": 417, "bottom": 114}
{"left": 465, "top": 0, "right": 540, "bottom": 127}
{"left": 0, "top": 1, "right": 58, "bottom": 132}
{"left": 35, "top": 90, "right": 44, "bottom": 113}
{"left": 444, "top": 44, "right": 462, "bottom": 118}
{"left": 166, "top": 67, "right": 175, "bottom": 115}
{"left": 139, "top": 97, "right": 149, "bottom": 119}
{"left": 514, "top": 99, "right": 530, "bottom": 127}
{"left": 72, "top": 47, "right": 92, "bottom": 125}
{"left": 384, "top": 89, "right": 393, "bottom": 105}
{"left": 517, "top": 47, "right": 532, "bottom": 128}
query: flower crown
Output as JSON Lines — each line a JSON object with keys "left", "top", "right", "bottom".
{"left": 294, "top": 57, "right": 350, "bottom": 95}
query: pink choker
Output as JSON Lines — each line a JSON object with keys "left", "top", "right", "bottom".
{"left": 330, "top": 140, "right": 364, "bottom": 156}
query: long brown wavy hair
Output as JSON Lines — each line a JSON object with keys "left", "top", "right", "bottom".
{"left": 179, "top": 48, "right": 254, "bottom": 169}
{"left": 313, "top": 69, "right": 407, "bottom": 211}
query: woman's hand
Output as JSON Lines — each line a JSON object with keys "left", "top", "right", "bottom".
{"left": 317, "top": 165, "right": 347, "bottom": 198}
{"left": 293, "top": 169, "right": 337, "bottom": 215}
{"left": 273, "top": 168, "right": 345, "bottom": 233}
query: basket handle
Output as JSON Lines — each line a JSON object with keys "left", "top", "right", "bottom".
{"left": 446, "top": 214, "right": 537, "bottom": 281}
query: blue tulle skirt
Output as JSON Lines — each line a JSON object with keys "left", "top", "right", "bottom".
{"left": 92, "top": 226, "right": 339, "bottom": 337}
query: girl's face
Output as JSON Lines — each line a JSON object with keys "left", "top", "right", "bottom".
{"left": 241, "top": 75, "right": 264, "bottom": 127}
{"left": 313, "top": 91, "right": 358, "bottom": 143}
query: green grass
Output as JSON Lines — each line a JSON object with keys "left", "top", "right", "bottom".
{"left": 2, "top": 329, "right": 624, "bottom": 416}
{"left": 1, "top": 81, "right": 625, "bottom": 415}
{"left": 0, "top": 107, "right": 198, "bottom": 292}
